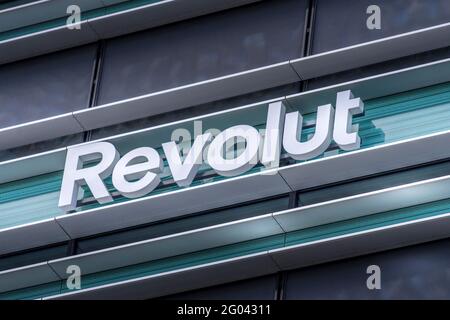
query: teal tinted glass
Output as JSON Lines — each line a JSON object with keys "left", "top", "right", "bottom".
{"left": 0, "top": 171, "right": 64, "bottom": 229}
{"left": 299, "top": 160, "right": 450, "bottom": 206}
{"left": 300, "top": 82, "right": 450, "bottom": 160}
{"left": 359, "top": 83, "right": 450, "bottom": 148}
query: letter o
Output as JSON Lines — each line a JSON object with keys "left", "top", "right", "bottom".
{"left": 207, "top": 125, "right": 261, "bottom": 177}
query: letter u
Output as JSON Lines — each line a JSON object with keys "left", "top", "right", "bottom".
{"left": 282, "top": 104, "right": 334, "bottom": 161}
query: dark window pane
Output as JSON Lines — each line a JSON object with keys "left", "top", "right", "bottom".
{"left": 299, "top": 160, "right": 450, "bottom": 206}
{"left": 0, "top": 244, "right": 67, "bottom": 272}
{"left": 312, "top": 0, "right": 450, "bottom": 53}
{"left": 97, "top": 0, "right": 306, "bottom": 105}
{"left": 284, "top": 237, "right": 450, "bottom": 299}
{"left": 77, "top": 195, "right": 289, "bottom": 254}
{"left": 91, "top": 83, "right": 301, "bottom": 140}
{"left": 163, "top": 274, "right": 278, "bottom": 300}
{"left": 0, "top": 44, "right": 97, "bottom": 129}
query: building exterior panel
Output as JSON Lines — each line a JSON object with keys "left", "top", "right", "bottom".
{"left": 0, "top": 0, "right": 449, "bottom": 300}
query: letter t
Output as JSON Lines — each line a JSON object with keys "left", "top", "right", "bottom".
{"left": 333, "top": 90, "right": 364, "bottom": 151}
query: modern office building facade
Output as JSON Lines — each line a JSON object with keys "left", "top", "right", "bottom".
{"left": 1, "top": 0, "right": 450, "bottom": 300}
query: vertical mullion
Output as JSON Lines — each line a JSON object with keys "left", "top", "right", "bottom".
{"left": 301, "top": 0, "right": 317, "bottom": 92}
{"left": 288, "top": 191, "right": 299, "bottom": 209}
{"left": 66, "top": 239, "right": 78, "bottom": 256}
{"left": 274, "top": 272, "right": 287, "bottom": 300}
{"left": 84, "top": 40, "right": 106, "bottom": 143}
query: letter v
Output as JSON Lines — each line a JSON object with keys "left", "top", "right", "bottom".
{"left": 162, "top": 133, "right": 212, "bottom": 187}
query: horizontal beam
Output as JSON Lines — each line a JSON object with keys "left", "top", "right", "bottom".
{"left": 5, "top": 169, "right": 450, "bottom": 293}
{"left": 45, "top": 251, "right": 279, "bottom": 300}
{"left": 274, "top": 174, "right": 450, "bottom": 232}
{"left": 0, "top": 20, "right": 98, "bottom": 65}
{"left": 0, "top": 218, "right": 69, "bottom": 256}
{"left": 73, "top": 61, "right": 299, "bottom": 130}
{"left": 44, "top": 211, "right": 450, "bottom": 299}
{"left": 0, "top": 114, "right": 83, "bottom": 151}
{"left": 0, "top": 0, "right": 261, "bottom": 65}
{"left": 0, "top": 0, "right": 127, "bottom": 33}
{"left": 2, "top": 55, "right": 450, "bottom": 163}
{"left": 48, "top": 214, "right": 282, "bottom": 278}
{"left": 270, "top": 211, "right": 450, "bottom": 271}
{"left": 0, "top": 61, "right": 297, "bottom": 151}
{"left": 277, "top": 129, "right": 450, "bottom": 191}
{"left": 291, "top": 22, "right": 450, "bottom": 80}
{"left": 286, "top": 57, "right": 450, "bottom": 114}
{"left": 0, "top": 147, "right": 66, "bottom": 184}
{"left": 55, "top": 171, "right": 291, "bottom": 238}
{"left": 88, "top": 0, "right": 261, "bottom": 39}
{"left": 34, "top": 173, "right": 450, "bottom": 280}
{"left": 0, "top": 262, "right": 60, "bottom": 294}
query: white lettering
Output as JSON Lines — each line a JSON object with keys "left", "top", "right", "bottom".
{"left": 112, "top": 147, "right": 163, "bottom": 198}
{"left": 333, "top": 90, "right": 364, "bottom": 151}
{"left": 261, "top": 101, "right": 286, "bottom": 168}
{"left": 283, "top": 104, "right": 334, "bottom": 160}
{"left": 58, "top": 90, "right": 364, "bottom": 210}
{"left": 207, "top": 125, "right": 260, "bottom": 177}
{"left": 163, "top": 133, "right": 212, "bottom": 187}
{"left": 58, "top": 142, "right": 119, "bottom": 211}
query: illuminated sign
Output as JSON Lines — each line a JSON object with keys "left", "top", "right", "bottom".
{"left": 58, "top": 90, "right": 364, "bottom": 211}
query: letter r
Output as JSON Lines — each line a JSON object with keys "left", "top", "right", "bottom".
{"left": 58, "top": 142, "right": 120, "bottom": 211}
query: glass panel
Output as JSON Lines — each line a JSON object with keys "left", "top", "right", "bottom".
{"left": 0, "top": 133, "right": 84, "bottom": 162}
{"left": 0, "top": 244, "right": 68, "bottom": 272}
{"left": 299, "top": 160, "right": 450, "bottom": 205}
{"left": 5, "top": 195, "right": 450, "bottom": 299}
{"left": 0, "top": 281, "right": 62, "bottom": 300}
{"left": 164, "top": 275, "right": 277, "bottom": 300}
{"left": 296, "top": 81, "right": 450, "bottom": 162}
{"left": 312, "top": 0, "right": 450, "bottom": 53}
{"left": 359, "top": 83, "right": 450, "bottom": 147}
{"left": 0, "top": 171, "right": 65, "bottom": 229}
{"left": 96, "top": 0, "right": 306, "bottom": 104}
{"left": 62, "top": 235, "right": 284, "bottom": 294}
{"left": 286, "top": 198, "right": 450, "bottom": 247}
{"left": 0, "top": 44, "right": 97, "bottom": 129}
{"left": 284, "top": 237, "right": 450, "bottom": 299}
{"left": 0, "top": 0, "right": 162, "bottom": 40}
{"left": 77, "top": 195, "right": 289, "bottom": 253}
{"left": 0, "top": 235, "right": 284, "bottom": 299}
{"left": 90, "top": 83, "right": 302, "bottom": 140}
{"left": 306, "top": 47, "right": 450, "bottom": 90}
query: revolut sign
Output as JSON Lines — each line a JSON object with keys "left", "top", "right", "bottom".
{"left": 58, "top": 90, "right": 364, "bottom": 211}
